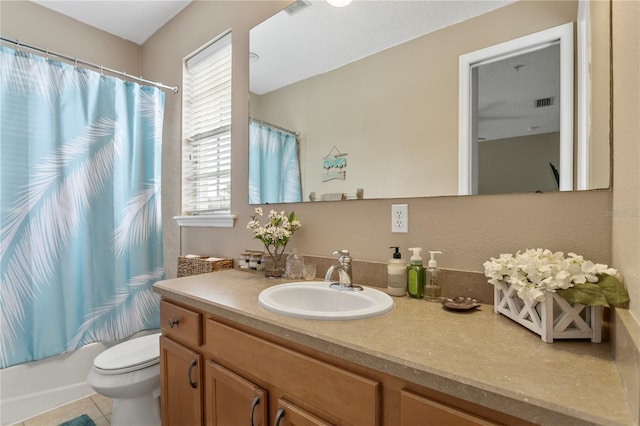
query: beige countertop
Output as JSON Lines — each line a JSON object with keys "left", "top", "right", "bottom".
{"left": 153, "top": 269, "right": 634, "bottom": 426}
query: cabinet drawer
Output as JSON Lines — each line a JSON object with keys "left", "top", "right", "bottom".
{"left": 400, "top": 389, "right": 498, "bottom": 426}
{"left": 276, "top": 399, "right": 333, "bottom": 426}
{"left": 205, "top": 319, "right": 379, "bottom": 426}
{"left": 160, "top": 300, "right": 202, "bottom": 347}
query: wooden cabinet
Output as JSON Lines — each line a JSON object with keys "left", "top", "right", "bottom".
{"left": 159, "top": 297, "right": 531, "bottom": 426}
{"left": 274, "top": 399, "right": 333, "bottom": 426}
{"left": 400, "top": 389, "right": 499, "bottom": 426}
{"left": 160, "top": 300, "right": 204, "bottom": 425}
{"left": 160, "top": 336, "right": 203, "bottom": 426}
{"left": 204, "top": 360, "right": 267, "bottom": 426}
{"left": 203, "top": 318, "right": 379, "bottom": 426}
{"left": 160, "top": 299, "right": 378, "bottom": 426}
{"left": 160, "top": 299, "right": 202, "bottom": 347}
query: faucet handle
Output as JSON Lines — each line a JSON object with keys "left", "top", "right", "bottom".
{"left": 332, "top": 250, "right": 351, "bottom": 266}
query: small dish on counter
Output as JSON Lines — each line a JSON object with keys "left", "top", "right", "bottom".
{"left": 441, "top": 296, "right": 481, "bottom": 312}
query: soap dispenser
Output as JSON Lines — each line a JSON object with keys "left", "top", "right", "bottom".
{"left": 425, "top": 251, "right": 443, "bottom": 302}
{"left": 407, "top": 247, "right": 425, "bottom": 299}
{"left": 387, "top": 246, "right": 407, "bottom": 297}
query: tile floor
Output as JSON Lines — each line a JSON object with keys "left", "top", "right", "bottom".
{"left": 11, "top": 394, "right": 111, "bottom": 426}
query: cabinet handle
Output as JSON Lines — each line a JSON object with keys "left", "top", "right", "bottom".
{"left": 168, "top": 318, "right": 180, "bottom": 328}
{"left": 274, "top": 408, "right": 285, "bottom": 426}
{"left": 187, "top": 359, "right": 197, "bottom": 389}
{"left": 249, "top": 396, "right": 260, "bottom": 426}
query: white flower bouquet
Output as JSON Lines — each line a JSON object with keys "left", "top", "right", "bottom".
{"left": 484, "top": 248, "right": 628, "bottom": 307}
{"left": 247, "top": 207, "right": 301, "bottom": 277}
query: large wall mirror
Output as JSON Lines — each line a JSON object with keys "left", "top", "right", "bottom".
{"left": 249, "top": 0, "right": 611, "bottom": 204}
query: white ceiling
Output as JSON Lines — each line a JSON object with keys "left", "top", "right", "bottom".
{"left": 250, "top": 0, "right": 559, "bottom": 141}
{"left": 31, "top": 0, "right": 517, "bottom": 84}
{"left": 250, "top": 0, "right": 517, "bottom": 95}
{"left": 477, "top": 44, "right": 560, "bottom": 141}
{"left": 30, "top": 0, "right": 192, "bottom": 45}
{"left": 29, "top": 0, "right": 559, "bottom": 140}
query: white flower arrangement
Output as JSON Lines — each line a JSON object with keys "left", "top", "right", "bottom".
{"left": 484, "top": 249, "right": 628, "bottom": 306}
{"left": 247, "top": 207, "right": 301, "bottom": 267}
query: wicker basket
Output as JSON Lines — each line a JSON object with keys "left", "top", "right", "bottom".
{"left": 177, "top": 256, "right": 233, "bottom": 277}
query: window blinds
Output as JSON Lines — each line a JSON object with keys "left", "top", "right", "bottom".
{"left": 182, "top": 32, "right": 232, "bottom": 215}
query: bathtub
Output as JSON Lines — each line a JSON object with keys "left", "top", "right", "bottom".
{"left": 0, "top": 330, "right": 159, "bottom": 425}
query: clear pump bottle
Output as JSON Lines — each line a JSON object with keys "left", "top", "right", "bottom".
{"left": 425, "top": 251, "right": 443, "bottom": 302}
{"left": 285, "top": 249, "right": 305, "bottom": 279}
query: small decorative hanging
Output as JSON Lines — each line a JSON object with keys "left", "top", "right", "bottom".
{"left": 322, "top": 145, "right": 348, "bottom": 182}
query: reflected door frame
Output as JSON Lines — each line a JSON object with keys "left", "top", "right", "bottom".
{"left": 458, "top": 22, "right": 574, "bottom": 195}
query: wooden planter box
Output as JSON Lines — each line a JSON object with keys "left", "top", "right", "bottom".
{"left": 493, "top": 280, "right": 601, "bottom": 343}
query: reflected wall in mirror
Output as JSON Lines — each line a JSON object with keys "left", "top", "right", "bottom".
{"left": 249, "top": 0, "right": 611, "bottom": 204}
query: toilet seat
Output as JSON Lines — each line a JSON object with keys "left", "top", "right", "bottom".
{"left": 94, "top": 333, "right": 161, "bottom": 375}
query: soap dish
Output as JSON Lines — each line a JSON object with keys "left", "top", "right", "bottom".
{"left": 441, "top": 297, "right": 481, "bottom": 312}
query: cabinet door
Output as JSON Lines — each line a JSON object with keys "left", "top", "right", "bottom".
{"left": 205, "top": 360, "right": 267, "bottom": 426}
{"left": 160, "top": 336, "right": 203, "bottom": 426}
{"left": 274, "top": 399, "right": 333, "bottom": 426}
{"left": 400, "top": 390, "right": 498, "bottom": 426}
{"left": 205, "top": 319, "right": 379, "bottom": 425}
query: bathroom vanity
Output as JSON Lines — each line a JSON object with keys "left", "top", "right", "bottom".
{"left": 153, "top": 270, "right": 633, "bottom": 426}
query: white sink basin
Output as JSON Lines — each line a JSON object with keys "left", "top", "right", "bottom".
{"left": 258, "top": 282, "right": 394, "bottom": 320}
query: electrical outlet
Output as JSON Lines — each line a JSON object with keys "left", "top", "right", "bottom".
{"left": 391, "top": 204, "right": 408, "bottom": 233}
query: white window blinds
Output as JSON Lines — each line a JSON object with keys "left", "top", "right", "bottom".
{"left": 182, "top": 32, "right": 232, "bottom": 215}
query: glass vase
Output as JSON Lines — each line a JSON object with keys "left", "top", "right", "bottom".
{"left": 263, "top": 253, "right": 285, "bottom": 278}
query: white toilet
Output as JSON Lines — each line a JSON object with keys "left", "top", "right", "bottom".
{"left": 86, "top": 333, "right": 162, "bottom": 426}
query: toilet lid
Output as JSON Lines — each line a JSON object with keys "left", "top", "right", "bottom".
{"left": 94, "top": 333, "right": 161, "bottom": 375}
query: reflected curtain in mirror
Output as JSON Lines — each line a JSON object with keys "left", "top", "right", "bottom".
{"left": 249, "top": 120, "right": 302, "bottom": 204}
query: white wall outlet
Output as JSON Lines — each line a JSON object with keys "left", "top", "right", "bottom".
{"left": 391, "top": 204, "right": 408, "bottom": 233}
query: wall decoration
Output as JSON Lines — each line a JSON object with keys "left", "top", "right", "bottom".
{"left": 322, "top": 145, "right": 348, "bottom": 182}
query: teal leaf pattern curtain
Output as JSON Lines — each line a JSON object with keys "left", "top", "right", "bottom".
{"left": 248, "top": 121, "right": 302, "bottom": 204}
{"left": 0, "top": 46, "right": 164, "bottom": 368}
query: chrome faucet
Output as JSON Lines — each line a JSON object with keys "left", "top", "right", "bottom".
{"left": 325, "top": 250, "right": 363, "bottom": 291}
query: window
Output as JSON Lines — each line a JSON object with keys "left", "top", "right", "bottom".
{"left": 181, "top": 32, "right": 232, "bottom": 217}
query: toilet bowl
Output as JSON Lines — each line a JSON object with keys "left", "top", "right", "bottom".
{"left": 86, "top": 333, "right": 162, "bottom": 426}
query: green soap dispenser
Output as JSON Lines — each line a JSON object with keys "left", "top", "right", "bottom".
{"left": 407, "top": 247, "right": 425, "bottom": 299}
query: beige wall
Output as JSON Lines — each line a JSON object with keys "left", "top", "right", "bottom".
{"left": 140, "top": 0, "right": 291, "bottom": 280}
{"left": 589, "top": 0, "right": 612, "bottom": 189}
{"left": 1, "top": 0, "right": 628, "bottom": 307}
{"left": 0, "top": 0, "right": 141, "bottom": 76}
{"left": 478, "top": 132, "right": 560, "bottom": 194}
{"left": 611, "top": 0, "right": 640, "bottom": 419}
{"left": 140, "top": 0, "right": 612, "bottom": 278}
{"left": 611, "top": 0, "right": 640, "bottom": 323}
{"left": 251, "top": 0, "right": 579, "bottom": 199}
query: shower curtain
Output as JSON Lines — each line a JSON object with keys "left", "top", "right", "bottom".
{"left": 248, "top": 121, "right": 302, "bottom": 204}
{"left": 0, "top": 46, "right": 164, "bottom": 368}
